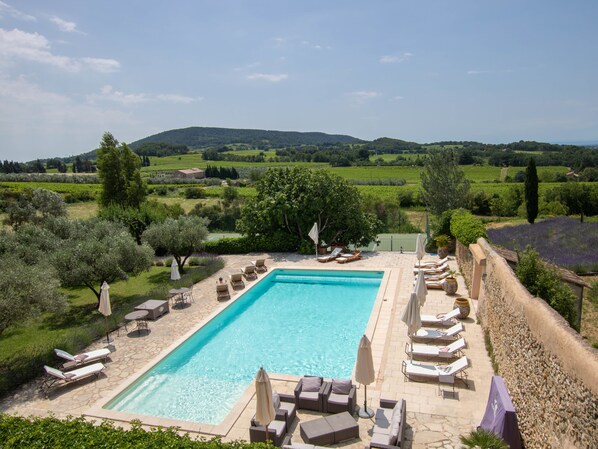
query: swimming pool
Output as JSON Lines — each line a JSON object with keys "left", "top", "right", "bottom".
{"left": 106, "top": 269, "right": 383, "bottom": 425}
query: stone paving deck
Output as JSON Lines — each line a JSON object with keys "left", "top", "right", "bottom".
{"left": 0, "top": 252, "right": 494, "bottom": 449}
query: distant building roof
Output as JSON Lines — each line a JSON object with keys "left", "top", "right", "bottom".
{"left": 177, "top": 168, "right": 204, "bottom": 175}
{"left": 492, "top": 245, "right": 591, "bottom": 288}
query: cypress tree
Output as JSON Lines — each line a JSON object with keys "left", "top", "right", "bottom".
{"left": 525, "top": 157, "right": 539, "bottom": 224}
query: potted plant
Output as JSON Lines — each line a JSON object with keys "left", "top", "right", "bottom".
{"left": 442, "top": 270, "right": 459, "bottom": 295}
{"left": 434, "top": 234, "right": 451, "bottom": 258}
{"left": 460, "top": 428, "right": 508, "bottom": 449}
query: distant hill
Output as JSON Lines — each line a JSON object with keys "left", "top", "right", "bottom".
{"left": 129, "top": 126, "right": 363, "bottom": 150}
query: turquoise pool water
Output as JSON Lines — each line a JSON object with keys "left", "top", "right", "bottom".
{"left": 106, "top": 269, "right": 383, "bottom": 424}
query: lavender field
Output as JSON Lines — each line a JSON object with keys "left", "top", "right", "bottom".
{"left": 487, "top": 217, "right": 598, "bottom": 273}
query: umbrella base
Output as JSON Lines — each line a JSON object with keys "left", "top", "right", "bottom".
{"left": 358, "top": 406, "right": 374, "bottom": 418}
{"left": 103, "top": 334, "right": 113, "bottom": 344}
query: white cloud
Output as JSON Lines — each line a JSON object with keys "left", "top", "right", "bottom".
{"left": 50, "top": 16, "right": 84, "bottom": 34}
{"left": 379, "top": 53, "right": 412, "bottom": 64}
{"left": 81, "top": 57, "right": 120, "bottom": 73}
{"left": 0, "top": 27, "right": 120, "bottom": 73}
{"left": 247, "top": 73, "right": 288, "bottom": 82}
{"left": 346, "top": 91, "right": 380, "bottom": 103}
{"left": 467, "top": 70, "right": 490, "bottom": 75}
{"left": 88, "top": 85, "right": 201, "bottom": 105}
{"left": 393, "top": 95, "right": 404, "bottom": 101}
{"left": 0, "top": 1, "right": 36, "bottom": 22}
{"left": 234, "top": 61, "right": 260, "bottom": 72}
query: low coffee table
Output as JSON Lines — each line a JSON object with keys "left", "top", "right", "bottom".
{"left": 135, "top": 299, "right": 169, "bottom": 320}
{"left": 300, "top": 412, "right": 359, "bottom": 445}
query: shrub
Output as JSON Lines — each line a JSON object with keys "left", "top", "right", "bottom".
{"left": 450, "top": 209, "right": 487, "bottom": 246}
{"left": 204, "top": 233, "right": 299, "bottom": 254}
{"left": 515, "top": 246, "right": 578, "bottom": 330}
{"left": 460, "top": 428, "right": 509, "bottom": 449}
{"left": 184, "top": 187, "right": 206, "bottom": 199}
{"left": 0, "top": 414, "right": 267, "bottom": 448}
{"left": 155, "top": 259, "right": 164, "bottom": 266}
{"left": 188, "top": 257, "right": 201, "bottom": 266}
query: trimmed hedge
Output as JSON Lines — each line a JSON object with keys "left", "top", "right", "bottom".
{"left": 0, "top": 414, "right": 269, "bottom": 448}
{"left": 204, "top": 233, "right": 299, "bottom": 254}
{"left": 450, "top": 209, "right": 487, "bottom": 246}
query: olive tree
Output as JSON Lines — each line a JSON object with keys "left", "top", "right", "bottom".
{"left": 51, "top": 219, "right": 154, "bottom": 300}
{"left": 237, "top": 167, "right": 381, "bottom": 246}
{"left": 420, "top": 148, "right": 470, "bottom": 215}
{"left": 4, "top": 188, "right": 67, "bottom": 229}
{"left": 0, "top": 256, "right": 67, "bottom": 336}
{"left": 142, "top": 215, "right": 210, "bottom": 273}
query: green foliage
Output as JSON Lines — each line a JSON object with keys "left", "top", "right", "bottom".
{"left": 190, "top": 201, "right": 241, "bottom": 232}
{"left": 237, "top": 167, "right": 382, "bottom": 247}
{"left": 98, "top": 200, "right": 185, "bottom": 243}
{"left": 0, "top": 394, "right": 271, "bottom": 448}
{"left": 420, "top": 148, "right": 470, "bottom": 215}
{"left": 184, "top": 187, "right": 206, "bottom": 199}
{"left": 525, "top": 158, "right": 539, "bottom": 224}
{"left": 142, "top": 216, "right": 210, "bottom": 271}
{"left": 361, "top": 194, "right": 420, "bottom": 233}
{"left": 96, "top": 132, "right": 147, "bottom": 208}
{"left": 450, "top": 209, "right": 487, "bottom": 246}
{"left": 460, "top": 428, "right": 509, "bottom": 449}
{"left": 515, "top": 246, "right": 578, "bottom": 330}
{"left": 204, "top": 232, "right": 300, "bottom": 254}
{"left": 4, "top": 188, "right": 67, "bottom": 229}
{"left": 588, "top": 281, "right": 598, "bottom": 305}
{"left": 434, "top": 234, "right": 451, "bottom": 248}
{"left": 50, "top": 219, "right": 155, "bottom": 299}
{"left": 0, "top": 256, "right": 67, "bottom": 336}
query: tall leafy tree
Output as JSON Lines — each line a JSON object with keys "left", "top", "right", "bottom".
{"left": 525, "top": 157, "right": 539, "bottom": 224}
{"left": 237, "top": 167, "right": 381, "bottom": 246}
{"left": 142, "top": 216, "right": 210, "bottom": 273}
{"left": 4, "top": 188, "right": 67, "bottom": 229}
{"left": 420, "top": 148, "right": 470, "bottom": 215}
{"left": 96, "top": 132, "right": 147, "bottom": 208}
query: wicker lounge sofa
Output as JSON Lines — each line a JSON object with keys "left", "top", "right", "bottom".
{"left": 369, "top": 398, "right": 407, "bottom": 449}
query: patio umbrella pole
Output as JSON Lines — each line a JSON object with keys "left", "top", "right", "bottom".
{"left": 359, "top": 384, "right": 374, "bottom": 418}
{"left": 103, "top": 316, "right": 112, "bottom": 344}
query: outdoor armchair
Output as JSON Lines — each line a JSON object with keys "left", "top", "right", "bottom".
{"left": 323, "top": 378, "right": 356, "bottom": 413}
{"left": 216, "top": 283, "right": 231, "bottom": 301}
{"left": 230, "top": 272, "right": 245, "bottom": 289}
{"left": 249, "top": 417, "right": 289, "bottom": 447}
{"left": 242, "top": 265, "right": 258, "bottom": 280}
{"left": 294, "top": 376, "right": 329, "bottom": 412}
{"left": 252, "top": 259, "right": 268, "bottom": 273}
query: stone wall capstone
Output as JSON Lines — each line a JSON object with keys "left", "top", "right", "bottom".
{"left": 457, "top": 238, "right": 598, "bottom": 449}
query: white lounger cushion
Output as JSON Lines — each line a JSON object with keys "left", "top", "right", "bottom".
{"left": 414, "top": 257, "right": 449, "bottom": 268}
{"left": 413, "top": 262, "right": 449, "bottom": 274}
{"left": 44, "top": 362, "right": 105, "bottom": 381}
{"left": 414, "top": 322, "right": 464, "bottom": 340}
{"left": 404, "top": 356, "right": 469, "bottom": 378}
{"left": 409, "top": 338, "right": 466, "bottom": 357}
{"left": 55, "top": 348, "right": 110, "bottom": 363}
{"left": 420, "top": 308, "right": 460, "bottom": 325}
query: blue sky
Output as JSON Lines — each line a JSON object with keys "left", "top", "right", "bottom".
{"left": 1, "top": 0, "right": 597, "bottom": 161}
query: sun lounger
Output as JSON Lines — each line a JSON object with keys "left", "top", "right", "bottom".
{"left": 420, "top": 308, "right": 460, "bottom": 327}
{"left": 422, "top": 271, "right": 451, "bottom": 281}
{"left": 405, "top": 337, "right": 466, "bottom": 360}
{"left": 54, "top": 348, "right": 111, "bottom": 370}
{"left": 336, "top": 251, "right": 362, "bottom": 264}
{"left": 402, "top": 356, "right": 469, "bottom": 387}
{"left": 412, "top": 262, "right": 449, "bottom": 275}
{"left": 317, "top": 247, "right": 343, "bottom": 263}
{"left": 241, "top": 265, "right": 258, "bottom": 280}
{"left": 411, "top": 322, "right": 464, "bottom": 343}
{"left": 41, "top": 363, "right": 105, "bottom": 394}
{"left": 251, "top": 259, "right": 268, "bottom": 273}
{"left": 424, "top": 280, "right": 444, "bottom": 289}
{"left": 230, "top": 272, "right": 245, "bottom": 289}
{"left": 414, "top": 256, "right": 449, "bottom": 268}
{"left": 216, "top": 283, "right": 231, "bottom": 301}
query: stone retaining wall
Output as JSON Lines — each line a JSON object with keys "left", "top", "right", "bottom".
{"left": 457, "top": 238, "right": 598, "bottom": 449}
{"left": 455, "top": 240, "right": 473, "bottom": 290}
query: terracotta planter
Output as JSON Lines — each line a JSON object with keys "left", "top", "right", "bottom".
{"left": 453, "top": 297, "right": 471, "bottom": 319}
{"left": 442, "top": 278, "right": 458, "bottom": 295}
{"left": 317, "top": 246, "right": 328, "bottom": 255}
{"left": 437, "top": 246, "right": 449, "bottom": 258}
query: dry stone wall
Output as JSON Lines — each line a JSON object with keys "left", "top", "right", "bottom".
{"left": 457, "top": 238, "right": 598, "bottom": 449}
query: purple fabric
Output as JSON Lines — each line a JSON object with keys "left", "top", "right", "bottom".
{"left": 479, "top": 376, "right": 522, "bottom": 449}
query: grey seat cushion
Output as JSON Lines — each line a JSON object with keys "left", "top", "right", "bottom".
{"left": 268, "top": 420, "right": 286, "bottom": 437}
{"left": 279, "top": 401, "right": 296, "bottom": 414}
{"left": 371, "top": 432, "right": 392, "bottom": 446}
{"left": 299, "top": 391, "right": 319, "bottom": 401}
{"left": 373, "top": 407, "right": 393, "bottom": 435}
{"left": 328, "top": 392, "right": 349, "bottom": 405}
